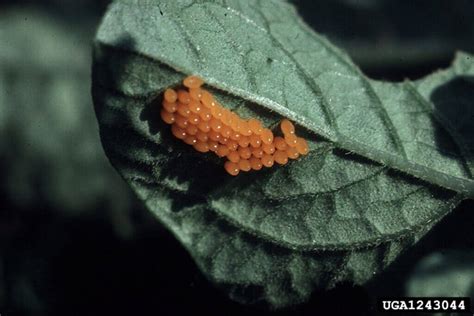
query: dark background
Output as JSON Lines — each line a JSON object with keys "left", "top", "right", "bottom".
{"left": 1, "top": 1, "right": 473, "bottom": 315}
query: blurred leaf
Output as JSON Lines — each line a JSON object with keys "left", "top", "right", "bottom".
{"left": 0, "top": 8, "right": 133, "bottom": 216}
{"left": 92, "top": 0, "right": 473, "bottom": 307}
{"left": 407, "top": 250, "right": 474, "bottom": 298}
{"left": 292, "top": 0, "right": 474, "bottom": 72}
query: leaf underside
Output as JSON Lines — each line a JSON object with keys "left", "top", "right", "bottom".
{"left": 92, "top": 0, "right": 472, "bottom": 308}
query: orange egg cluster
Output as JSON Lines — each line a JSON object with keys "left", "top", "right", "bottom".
{"left": 160, "top": 75, "right": 309, "bottom": 176}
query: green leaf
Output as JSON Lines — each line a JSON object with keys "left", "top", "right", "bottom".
{"left": 92, "top": 0, "right": 472, "bottom": 308}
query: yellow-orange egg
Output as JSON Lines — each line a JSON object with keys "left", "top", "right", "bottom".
{"left": 238, "top": 136, "right": 250, "bottom": 148}
{"left": 249, "top": 157, "right": 263, "bottom": 170}
{"left": 248, "top": 118, "right": 263, "bottom": 135}
{"left": 274, "top": 150, "right": 289, "bottom": 165}
{"left": 211, "top": 106, "right": 224, "bottom": 120}
{"left": 230, "top": 131, "right": 241, "bottom": 141}
{"left": 239, "top": 120, "right": 252, "bottom": 136}
{"left": 196, "top": 131, "right": 208, "bottom": 142}
{"left": 183, "top": 135, "right": 197, "bottom": 145}
{"left": 188, "top": 100, "right": 202, "bottom": 114}
{"left": 188, "top": 113, "right": 200, "bottom": 125}
{"left": 220, "top": 126, "right": 232, "bottom": 138}
{"left": 198, "top": 107, "right": 212, "bottom": 121}
{"left": 227, "top": 140, "right": 239, "bottom": 151}
{"left": 210, "top": 118, "right": 223, "bottom": 132}
{"left": 295, "top": 137, "right": 309, "bottom": 155}
{"left": 221, "top": 109, "right": 232, "bottom": 126}
{"left": 189, "top": 87, "right": 203, "bottom": 100}
{"left": 183, "top": 75, "right": 204, "bottom": 89}
{"left": 164, "top": 88, "right": 178, "bottom": 103}
{"left": 186, "top": 124, "right": 198, "bottom": 135}
{"left": 227, "top": 151, "right": 240, "bottom": 163}
{"left": 249, "top": 134, "right": 262, "bottom": 148}
{"left": 274, "top": 136, "right": 288, "bottom": 151}
{"left": 238, "top": 147, "right": 252, "bottom": 159}
{"left": 175, "top": 115, "right": 189, "bottom": 129}
{"left": 201, "top": 90, "right": 216, "bottom": 108}
{"left": 230, "top": 113, "right": 240, "bottom": 131}
{"left": 208, "top": 140, "right": 219, "bottom": 152}
{"left": 197, "top": 120, "right": 210, "bottom": 133}
{"left": 224, "top": 161, "right": 240, "bottom": 176}
{"left": 252, "top": 147, "right": 264, "bottom": 158}
{"left": 238, "top": 159, "right": 251, "bottom": 172}
{"left": 209, "top": 130, "right": 222, "bottom": 142}
{"left": 163, "top": 100, "right": 177, "bottom": 113}
{"left": 193, "top": 141, "right": 209, "bottom": 153}
{"left": 280, "top": 119, "right": 295, "bottom": 135}
{"left": 284, "top": 133, "right": 298, "bottom": 147}
{"left": 171, "top": 125, "right": 187, "bottom": 140}
{"left": 218, "top": 137, "right": 229, "bottom": 145}
{"left": 261, "top": 154, "right": 274, "bottom": 167}
{"left": 177, "top": 90, "right": 191, "bottom": 104}
{"left": 260, "top": 129, "right": 274, "bottom": 145}
{"left": 286, "top": 146, "right": 300, "bottom": 160}
{"left": 160, "top": 109, "right": 175, "bottom": 124}
{"left": 177, "top": 103, "right": 191, "bottom": 117}
{"left": 216, "top": 145, "right": 230, "bottom": 157}
{"left": 262, "top": 142, "right": 275, "bottom": 155}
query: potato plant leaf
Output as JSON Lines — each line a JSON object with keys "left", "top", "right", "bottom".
{"left": 92, "top": 0, "right": 472, "bottom": 308}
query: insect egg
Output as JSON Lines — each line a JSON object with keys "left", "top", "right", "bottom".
{"left": 262, "top": 142, "right": 275, "bottom": 155}
{"left": 274, "top": 150, "right": 289, "bottom": 165}
{"left": 220, "top": 125, "right": 232, "bottom": 138}
{"left": 188, "top": 100, "right": 202, "bottom": 113}
{"left": 184, "top": 135, "right": 197, "bottom": 145}
{"left": 286, "top": 146, "right": 300, "bottom": 160}
{"left": 161, "top": 75, "right": 310, "bottom": 176}
{"left": 194, "top": 141, "right": 209, "bottom": 153}
{"left": 249, "top": 157, "right": 263, "bottom": 170}
{"left": 185, "top": 124, "right": 198, "bottom": 135}
{"left": 175, "top": 114, "right": 189, "bottom": 129}
{"left": 238, "top": 147, "right": 252, "bottom": 159}
{"left": 210, "top": 118, "right": 223, "bottom": 132}
{"left": 251, "top": 147, "right": 264, "bottom": 158}
{"left": 280, "top": 119, "right": 295, "bottom": 135}
{"left": 208, "top": 130, "right": 222, "bottom": 142}
{"left": 188, "top": 113, "right": 200, "bottom": 125}
{"left": 227, "top": 151, "right": 240, "bottom": 163}
{"left": 249, "top": 134, "right": 262, "bottom": 148}
{"left": 177, "top": 103, "right": 191, "bottom": 117}
{"left": 171, "top": 125, "right": 187, "bottom": 140}
{"left": 274, "top": 136, "right": 288, "bottom": 151}
{"left": 260, "top": 129, "right": 274, "bottom": 145}
{"left": 216, "top": 145, "right": 230, "bottom": 157}
{"left": 237, "top": 136, "right": 250, "bottom": 148}
{"left": 224, "top": 161, "right": 240, "bottom": 176}
{"left": 248, "top": 118, "right": 263, "bottom": 135}
{"left": 208, "top": 140, "right": 219, "bottom": 152}
{"left": 160, "top": 109, "right": 175, "bottom": 124}
{"left": 238, "top": 159, "right": 251, "bottom": 172}
{"left": 164, "top": 88, "right": 178, "bottom": 103}
{"left": 198, "top": 107, "right": 212, "bottom": 121}
{"left": 197, "top": 120, "right": 211, "bottom": 133}
{"left": 284, "top": 133, "right": 298, "bottom": 147}
{"left": 295, "top": 137, "right": 309, "bottom": 155}
{"left": 261, "top": 154, "right": 274, "bottom": 167}
{"left": 163, "top": 100, "right": 178, "bottom": 113}
{"left": 196, "top": 131, "right": 209, "bottom": 142}
{"left": 227, "top": 140, "right": 239, "bottom": 151}
{"left": 189, "top": 88, "right": 203, "bottom": 100}
{"left": 183, "top": 75, "right": 204, "bottom": 89}
{"left": 177, "top": 90, "right": 191, "bottom": 104}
